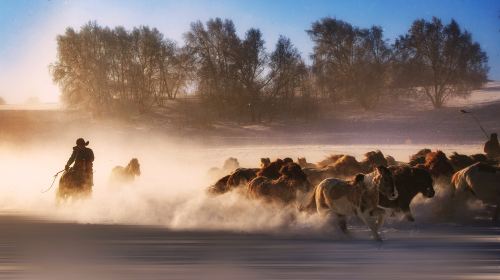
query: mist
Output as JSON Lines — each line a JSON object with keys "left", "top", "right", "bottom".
{"left": 0, "top": 124, "right": 486, "bottom": 239}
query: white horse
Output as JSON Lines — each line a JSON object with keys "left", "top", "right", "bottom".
{"left": 452, "top": 162, "right": 500, "bottom": 221}
{"left": 304, "top": 166, "right": 397, "bottom": 241}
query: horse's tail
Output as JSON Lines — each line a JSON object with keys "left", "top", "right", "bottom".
{"left": 451, "top": 169, "right": 471, "bottom": 198}
{"left": 298, "top": 186, "right": 317, "bottom": 213}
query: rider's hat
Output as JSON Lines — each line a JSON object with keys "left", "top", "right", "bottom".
{"left": 76, "top": 138, "right": 89, "bottom": 146}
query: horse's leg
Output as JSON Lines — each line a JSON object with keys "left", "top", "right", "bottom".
{"left": 336, "top": 214, "right": 348, "bottom": 234}
{"left": 359, "top": 211, "right": 382, "bottom": 241}
{"left": 401, "top": 205, "right": 415, "bottom": 222}
{"left": 376, "top": 211, "right": 386, "bottom": 231}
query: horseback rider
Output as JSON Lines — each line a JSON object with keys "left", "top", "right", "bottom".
{"left": 65, "top": 138, "right": 95, "bottom": 187}
{"left": 484, "top": 133, "right": 500, "bottom": 160}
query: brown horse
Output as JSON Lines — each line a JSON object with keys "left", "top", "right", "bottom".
{"left": 409, "top": 148, "right": 432, "bottom": 166}
{"left": 247, "top": 163, "right": 312, "bottom": 204}
{"left": 304, "top": 166, "right": 397, "bottom": 241}
{"left": 360, "top": 150, "right": 388, "bottom": 172}
{"left": 316, "top": 154, "right": 346, "bottom": 168}
{"left": 57, "top": 168, "right": 92, "bottom": 203}
{"left": 379, "top": 166, "right": 435, "bottom": 221}
{"left": 110, "top": 158, "right": 141, "bottom": 185}
{"left": 420, "top": 151, "right": 454, "bottom": 178}
{"left": 452, "top": 162, "right": 500, "bottom": 221}
{"left": 304, "top": 155, "right": 364, "bottom": 186}
{"left": 298, "top": 157, "right": 316, "bottom": 169}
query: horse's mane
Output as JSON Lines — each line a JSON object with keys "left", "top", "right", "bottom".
{"left": 362, "top": 150, "right": 388, "bottom": 167}
{"left": 425, "top": 151, "right": 454, "bottom": 176}
{"left": 330, "top": 155, "right": 362, "bottom": 175}
{"left": 317, "top": 154, "right": 345, "bottom": 168}
{"left": 409, "top": 148, "right": 431, "bottom": 166}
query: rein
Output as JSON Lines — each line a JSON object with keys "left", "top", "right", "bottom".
{"left": 41, "top": 169, "right": 65, "bottom": 193}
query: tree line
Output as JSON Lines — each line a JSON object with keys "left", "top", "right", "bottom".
{"left": 51, "top": 17, "right": 488, "bottom": 121}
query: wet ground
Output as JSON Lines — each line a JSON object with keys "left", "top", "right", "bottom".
{"left": 0, "top": 214, "right": 499, "bottom": 280}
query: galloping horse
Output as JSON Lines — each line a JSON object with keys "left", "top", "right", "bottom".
{"left": 379, "top": 166, "right": 435, "bottom": 222}
{"left": 452, "top": 162, "right": 500, "bottom": 221}
{"left": 57, "top": 168, "right": 92, "bottom": 203}
{"left": 247, "top": 163, "right": 312, "bottom": 204}
{"left": 110, "top": 158, "right": 141, "bottom": 185}
{"left": 304, "top": 166, "right": 397, "bottom": 241}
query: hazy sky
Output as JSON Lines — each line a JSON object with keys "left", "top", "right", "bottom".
{"left": 0, "top": 0, "right": 499, "bottom": 103}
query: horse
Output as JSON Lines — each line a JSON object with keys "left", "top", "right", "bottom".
{"left": 452, "top": 162, "right": 500, "bottom": 221}
{"left": 379, "top": 166, "right": 435, "bottom": 222}
{"left": 247, "top": 163, "right": 312, "bottom": 204}
{"left": 207, "top": 174, "right": 231, "bottom": 194}
{"left": 449, "top": 152, "right": 493, "bottom": 171}
{"left": 208, "top": 158, "right": 299, "bottom": 195}
{"left": 257, "top": 158, "right": 288, "bottom": 179}
{"left": 207, "top": 157, "right": 240, "bottom": 180}
{"left": 317, "top": 154, "right": 346, "bottom": 168}
{"left": 57, "top": 168, "right": 92, "bottom": 203}
{"left": 409, "top": 148, "right": 432, "bottom": 166}
{"left": 304, "top": 155, "right": 363, "bottom": 186}
{"left": 385, "top": 155, "right": 398, "bottom": 166}
{"left": 420, "top": 151, "right": 454, "bottom": 179}
{"left": 360, "top": 150, "right": 388, "bottom": 172}
{"left": 260, "top": 158, "right": 271, "bottom": 168}
{"left": 110, "top": 158, "right": 141, "bottom": 184}
{"left": 304, "top": 165, "right": 397, "bottom": 241}
{"left": 298, "top": 157, "right": 316, "bottom": 169}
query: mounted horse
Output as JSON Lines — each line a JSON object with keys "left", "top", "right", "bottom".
{"left": 304, "top": 165, "right": 397, "bottom": 241}
{"left": 57, "top": 167, "right": 92, "bottom": 202}
{"left": 57, "top": 138, "right": 94, "bottom": 203}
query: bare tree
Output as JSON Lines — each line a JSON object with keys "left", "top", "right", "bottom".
{"left": 307, "top": 18, "right": 391, "bottom": 108}
{"left": 267, "top": 36, "right": 307, "bottom": 118}
{"left": 393, "top": 17, "right": 488, "bottom": 108}
{"left": 51, "top": 22, "right": 187, "bottom": 115}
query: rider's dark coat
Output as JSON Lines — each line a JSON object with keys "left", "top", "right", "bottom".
{"left": 66, "top": 146, "right": 94, "bottom": 186}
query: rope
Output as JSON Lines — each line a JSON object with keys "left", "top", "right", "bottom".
{"left": 41, "top": 169, "right": 65, "bottom": 193}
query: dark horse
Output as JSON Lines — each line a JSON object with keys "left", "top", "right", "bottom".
{"left": 57, "top": 168, "right": 92, "bottom": 203}
{"left": 379, "top": 166, "right": 435, "bottom": 222}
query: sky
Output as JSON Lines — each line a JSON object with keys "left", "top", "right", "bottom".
{"left": 0, "top": 0, "right": 499, "bottom": 103}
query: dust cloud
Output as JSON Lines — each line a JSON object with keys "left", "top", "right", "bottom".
{"left": 0, "top": 128, "right": 487, "bottom": 236}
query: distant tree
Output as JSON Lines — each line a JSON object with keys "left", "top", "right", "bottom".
{"left": 267, "top": 36, "right": 307, "bottom": 118}
{"left": 393, "top": 17, "right": 489, "bottom": 108}
{"left": 185, "top": 18, "right": 268, "bottom": 121}
{"left": 307, "top": 18, "right": 391, "bottom": 108}
{"left": 0, "top": 96, "right": 5, "bottom": 105}
{"left": 238, "top": 28, "right": 268, "bottom": 121}
{"left": 185, "top": 18, "right": 241, "bottom": 117}
{"left": 51, "top": 22, "right": 187, "bottom": 115}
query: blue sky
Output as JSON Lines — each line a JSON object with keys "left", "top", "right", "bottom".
{"left": 1, "top": 0, "right": 499, "bottom": 103}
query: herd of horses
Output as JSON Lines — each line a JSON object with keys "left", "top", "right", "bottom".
{"left": 56, "top": 158, "right": 141, "bottom": 202}
{"left": 208, "top": 150, "right": 500, "bottom": 241}
{"left": 53, "top": 148, "right": 499, "bottom": 241}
